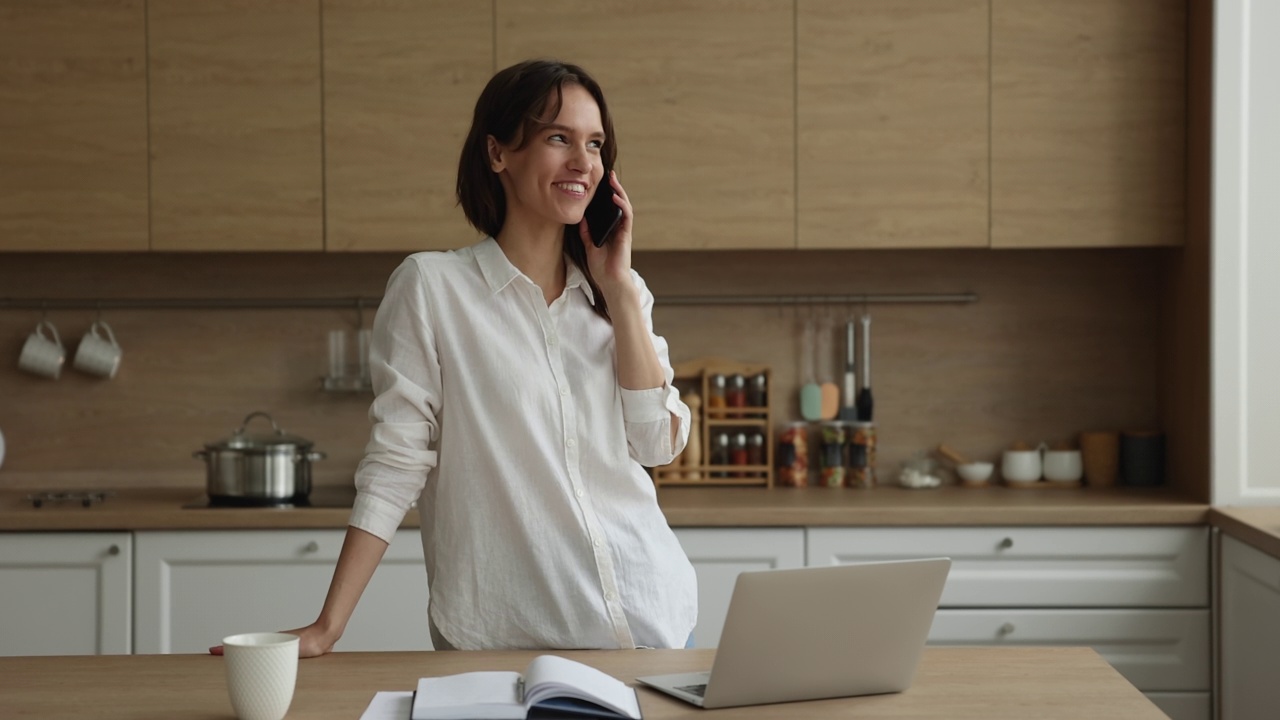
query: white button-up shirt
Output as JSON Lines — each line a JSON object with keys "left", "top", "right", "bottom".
{"left": 348, "top": 237, "right": 696, "bottom": 650}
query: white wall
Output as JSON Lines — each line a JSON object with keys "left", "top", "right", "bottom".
{"left": 1213, "top": 0, "right": 1280, "bottom": 504}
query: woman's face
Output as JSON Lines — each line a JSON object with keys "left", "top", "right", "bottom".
{"left": 490, "top": 83, "right": 606, "bottom": 233}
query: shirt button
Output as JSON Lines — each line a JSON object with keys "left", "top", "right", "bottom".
{"left": 566, "top": 437, "right": 576, "bottom": 448}
{"left": 547, "top": 335, "right": 558, "bottom": 346}
{"left": 593, "top": 539, "right": 601, "bottom": 548}
{"left": 576, "top": 489, "right": 584, "bottom": 498}
{"left": 605, "top": 591, "right": 616, "bottom": 602}
{"left": 560, "top": 387, "right": 568, "bottom": 396}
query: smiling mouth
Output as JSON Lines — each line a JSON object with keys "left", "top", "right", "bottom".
{"left": 554, "top": 182, "right": 587, "bottom": 197}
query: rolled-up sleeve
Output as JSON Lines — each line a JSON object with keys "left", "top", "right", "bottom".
{"left": 349, "top": 257, "right": 443, "bottom": 542}
{"left": 622, "top": 271, "right": 691, "bottom": 468}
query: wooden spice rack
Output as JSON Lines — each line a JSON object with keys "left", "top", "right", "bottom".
{"left": 653, "top": 357, "right": 773, "bottom": 487}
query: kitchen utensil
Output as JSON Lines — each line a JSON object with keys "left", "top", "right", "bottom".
{"left": 937, "top": 444, "right": 970, "bottom": 465}
{"left": 816, "top": 319, "right": 839, "bottom": 420}
{"left": 0, "top": 426, "right": 5, "bottom": 471}
{"left": 18, "top": 320, "right": 65, "bottom": 379}
{"left": 194, "top": 411, "right": 326, "bottom": 506}
{"left": 799, "top": 318, "right": 822, "bottom": 421}
{"left": 1043, "top": 449, "right": 1084, "bottom": 482}
{"left": 1001, "top": 442, "right": 1047, "bottom": 483}
{"left": 1120, "top": 431, "right": 1165, "bottom": 487}
{"left": 838, "top": 320, "right": 858, "bottom": 421}
{"left": 73, "top": 320, "right": 122, "bottom": 379}
{"left": 856, "top": 314, "right": 874, "bottom": 422}
{"left": 1079, "top": 431, "right": 1120, "bottom": 487}
{"left": 956, "top": 462, "right": 994, "bottom": 485}
{"left": 222, "top": 632, "right": 298, "bottom": 720}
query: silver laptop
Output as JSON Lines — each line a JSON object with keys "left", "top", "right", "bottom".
{"left": 636, "top": 557, "right": 951, "bottom": 709}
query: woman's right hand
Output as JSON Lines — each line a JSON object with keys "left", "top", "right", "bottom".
{"left": 207, "top": 623, "right": 339, "bottom": 658}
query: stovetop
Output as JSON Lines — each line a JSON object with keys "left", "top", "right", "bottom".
{"left": 182, "top": 486, "right": 357, "bottom": 510}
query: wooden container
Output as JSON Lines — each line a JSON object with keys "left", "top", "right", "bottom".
{"left": 653, "top": 357, "right": 773, "bottom": 487}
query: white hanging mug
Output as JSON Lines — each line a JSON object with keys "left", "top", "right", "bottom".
{"left": 1001, "top": 442, "right": 1047, "bottom": 483}
{"left": 73, "top": 320, "right": 122, "bottom": 379}
{"left": 18, "top": 320, "right": 65, "bottom": 379}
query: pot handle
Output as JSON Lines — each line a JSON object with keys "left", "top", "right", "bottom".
{"left": 237, "top": 411, "right": 282, "bottom": 437}
{"left": 193, "top": 450, "right": 208, "bottom": 460}
{"left": 299, "top": 451, "right": 327, "bottom": 462}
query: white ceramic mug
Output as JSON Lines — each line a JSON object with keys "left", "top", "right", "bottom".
{"left": 18, "top": 320, "right": 65, "bottom": 379}
{"left": 1001, "top": 444, "right": 1045, "bottom": 483}
{"left": 73, "top": 321, "right": 122, "bottom": 379}
{"left": 223, "top": 632, "right": 299, "bottom": 720}
{"left": 1043, "top": 449, "right": 1084, "bottom": 482}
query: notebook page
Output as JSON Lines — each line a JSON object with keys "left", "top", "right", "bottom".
{"left": 411, "top": 671, "right": 524, "bottom": 720}
{"left": 523, "top": 655, "right": 641, "bottom": 719}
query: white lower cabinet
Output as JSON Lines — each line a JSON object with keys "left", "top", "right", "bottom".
{"left": 673, "top": 528, "right": 805, "bottom": 648}
{"left": 0, "top": 532, "right": 132, "bottom": 656}
{"left": 808, "top": 526, "right": 1211, "bottom": 720}
{"left": 1219, "top": 534, "right": 1280, "bottom": 720}
{"left": 134, "top": 529, "right": 431, "bottom": 654}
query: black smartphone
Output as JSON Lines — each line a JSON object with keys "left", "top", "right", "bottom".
{"left": 583, "top": 175, "right": 622, "bottom": 247}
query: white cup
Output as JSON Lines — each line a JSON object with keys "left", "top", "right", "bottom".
{"left": 223, "top": 632, "right": 299, "bottom": 720}
{"left": 1044, "top": 449, "right": 1084, "bottom": 482}
{"left": 73, "top": 321, "right": 122, "bottom": 379}
{"left": 18, "top": 320, "right": 65, "bottom": 379}
{"left": 1001, "top": 446, "right": 1045, "bottom": 483}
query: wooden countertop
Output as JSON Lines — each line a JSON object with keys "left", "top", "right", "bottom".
{"left": 0, "top": 485, "right": 1209, "bottom": 531}
{"left": 0, "top": 647, "right": 1165, "bottom": 719}
{"left": 1210, "top": 506, "right": 1280, "bottom": 560}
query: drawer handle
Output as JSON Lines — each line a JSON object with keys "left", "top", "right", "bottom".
{"left": 997, "top": 622, "right": 1015, "bottom": 637}
{"left": 997, "top": 537, "right": 1014, "bottom": 550}
{"left": 303, "top": 541, "right": 320, "bottom": 553}
{"left": 107, "top": 544, "right": 120, "bottom": 556}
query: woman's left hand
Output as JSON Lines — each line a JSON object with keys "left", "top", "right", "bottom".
{"left": 581, "top": 170, "right": 637, "bottom": 302}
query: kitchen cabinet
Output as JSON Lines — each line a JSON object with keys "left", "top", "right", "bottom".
{"left": 990, "top": 0, "right": 1185, "bottom": 248}
{"left": 134, "top": 530, "right": 432, "bottom": 653}
{"left": 0, "top": 533, "right": 132, "bottom": 656}
{"left": 495, "top": 0, "right": 795, "bottom": 251}
{"left": 672, "top": 528, "right": 804, "bottom": 647}
{"left": 148, "top": 0, "right": 323, "bottom": 251}
{"left": 322, "top": 0, "right": 490, "bottom": 252}
{"left": 0, "top": 0, "right": 148, "bottom": 251}
{"left": 1219, "top": 535, "right": 1280, "bottom": 720}
{"left": 809, "top": 526, "right": 1211, "bottom": 719}
{"left": 796, "top": 0, "right": 988, "bottom": 249}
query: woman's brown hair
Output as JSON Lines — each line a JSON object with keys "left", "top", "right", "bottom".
{"left": 456, "top": 59, "right": 616, "bottom": 321}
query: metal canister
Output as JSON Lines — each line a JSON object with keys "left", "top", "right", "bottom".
{"left": 847, "top": 422, "right": 877, "bottom": 488}
{"left": 818, "top": 421, "right": 846, "bottom": 488}
{"left": 777, "top": 422, "right": 809, "bottom": 487}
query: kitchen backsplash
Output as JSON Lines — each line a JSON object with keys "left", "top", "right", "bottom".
{"left": 0, "top": 248, "right": 1165, "bottom": 491}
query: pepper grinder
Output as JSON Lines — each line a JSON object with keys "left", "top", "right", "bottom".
{"left": 683, "top": 393, "right": 702, "bottom": 480}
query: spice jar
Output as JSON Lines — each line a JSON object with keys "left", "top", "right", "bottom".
{"left": 726, "top": 374, "right": 747, "bottom": 410}
{"left": 819, "top": 421, "right": 847, "bottom": 488}
{"left": 747, "top": 373, "right": 767, "bottom": 407}
{"left": 777, "top": 422, "right": 809, "bottom": 487}
{"left": 710, "top": 432, "right": 730, "bottom": 477}
{"left": 731, "top": 432, "right": 749, "bottom": 477}
{"left": 747, "top": 431, "right": 766, "bottom": 467}
{"left": 707, "top": 374, "right": 727, "bottom": 409}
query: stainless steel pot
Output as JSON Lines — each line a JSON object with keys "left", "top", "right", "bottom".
{"left": 193, "top": 411, "right": 326, "bottom": 506}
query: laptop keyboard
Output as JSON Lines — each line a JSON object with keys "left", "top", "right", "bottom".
{"left": 675, "top": 684, "right": 708, "bottom": 697}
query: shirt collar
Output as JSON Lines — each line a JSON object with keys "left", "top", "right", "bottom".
{"left": 475, "top": 236, "right": 597, "bottom": 306}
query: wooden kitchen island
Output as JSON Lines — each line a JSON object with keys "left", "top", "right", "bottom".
{"left": 0, "top": 646, "right": 1166, "bottom": 719}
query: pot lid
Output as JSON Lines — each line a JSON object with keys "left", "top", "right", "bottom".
{"left": 210, "top": 411, "right": 314, "bottom": 450}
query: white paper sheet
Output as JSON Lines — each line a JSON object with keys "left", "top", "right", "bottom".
{"left": 360, "top": 691, "right": 414, "bottom": 720}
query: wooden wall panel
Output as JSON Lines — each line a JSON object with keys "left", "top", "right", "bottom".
{"left": 0, "top": 250, "right": 1167, "bottom": 492}
{"left": 798, "top": 0, "right": 989, "bottom": 249}
{"left": 148, "top": 0, "right": 323, "bottom": 251}
{"left": 0, "top": 0, "right": 148, "bottom": 251}
{"left": 322, "top": 0, "right": 491, "bottom": 251}
{"left": 992, "top": 0, "right": 1186, "bottom": 248}
{"left": 496, "top": 0, "right": 794, "bottom": 250}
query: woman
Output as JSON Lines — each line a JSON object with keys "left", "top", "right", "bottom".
{"left": 289, "top": 59, "right": 695, "bottom": 654}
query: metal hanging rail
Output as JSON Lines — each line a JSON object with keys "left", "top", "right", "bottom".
{"left": 0, "top": 292, "right": 975, "bottom": 311}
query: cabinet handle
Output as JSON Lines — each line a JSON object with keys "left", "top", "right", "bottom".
{"left": 107, "top": 544, "right": 120, "bottom": 556}
{"left": 997, "top": 622, "right": 1015, "bottom": 637}
{"left": 303, "top": 541, "right": 320, "bottom": 553}
{"left": 997, "top": 537, "right": 1014, "bottom": 550}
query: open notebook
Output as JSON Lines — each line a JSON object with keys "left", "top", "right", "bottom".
{"left": 361, "top": 654, "right": 642, "bottom": 720}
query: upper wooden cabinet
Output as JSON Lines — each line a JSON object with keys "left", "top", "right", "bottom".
{"left": 991, "top": 0, "right": 1186, "bottom": 248}
{"left": 148, "top": 0, "right": 323, "bottom": 251}
{"left": 0, "top": 0, "right": 148, "bottom": 251}
{"left": 496, "top": 0, "right": 795, "bottom": 251}
{"left": 322, "top": 0, "right": 490, "bottom": 252}
{"left": 797, "top": 0, "right": 989, "bottom": 249}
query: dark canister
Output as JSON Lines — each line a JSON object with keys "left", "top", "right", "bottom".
{"left": 1120, "top": 431, "right": 1165, "bottom": 487}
